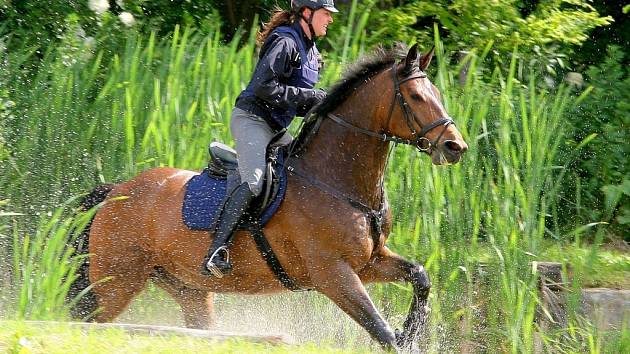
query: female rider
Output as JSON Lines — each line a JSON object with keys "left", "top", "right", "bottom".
{"left": 203, "top": 0, "right": 338, "bottom": 277}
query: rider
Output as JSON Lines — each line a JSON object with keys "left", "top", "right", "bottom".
{"left": 202, "top": 0, "right": 338, "bottom": 277}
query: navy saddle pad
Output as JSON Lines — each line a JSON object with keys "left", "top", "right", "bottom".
{"left": 182, "top": 168, "right": 288, "bottom": 230}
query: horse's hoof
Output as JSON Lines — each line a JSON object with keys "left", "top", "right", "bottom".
{"left": 395, "top": 329, "right": 408, "bottom": 349}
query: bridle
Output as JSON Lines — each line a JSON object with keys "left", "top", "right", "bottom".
{"left": 326, "top": 61, "right": 454, "bottom": 154}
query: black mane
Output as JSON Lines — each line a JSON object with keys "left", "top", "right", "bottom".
{"left": 313, "top": 44, "right": 408, "bottom": 116}
{"left": 291, "top": 44, "right": 409, "bottom": 155}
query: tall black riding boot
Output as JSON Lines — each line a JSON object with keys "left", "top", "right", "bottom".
{"left": 202, "top": 182, "right": 254, "bottom": 278}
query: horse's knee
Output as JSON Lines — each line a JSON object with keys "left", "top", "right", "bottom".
{"left": 409, "top": 265, "right": 431, "bottom": 295}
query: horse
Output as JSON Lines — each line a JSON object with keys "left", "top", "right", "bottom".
{"left": 67, "top": 43, "right": 467, "bottom": 352}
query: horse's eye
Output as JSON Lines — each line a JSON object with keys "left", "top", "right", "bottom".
{"left": 410, "top": 93, "right": 422, "bottom": 101}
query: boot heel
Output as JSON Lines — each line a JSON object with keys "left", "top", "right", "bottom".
{"left": 200, "top": 183, "right": 254, "bottom": 277}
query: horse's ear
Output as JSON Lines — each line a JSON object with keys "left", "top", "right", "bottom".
{"left": 404, "top": 43, "right": 419, "bottom": 72}
{"left": 419, "top": 46, "right": 435, "bottom": 71}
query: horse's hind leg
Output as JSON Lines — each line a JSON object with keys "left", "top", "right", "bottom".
{"left": 150, "top": 267, "right": 215, "bottom": 329}
{"left": 358, "top": 246, "right": 431, "bottom": 351}
{"left": 89, "top": 249, "right": 153, "bottom": 323}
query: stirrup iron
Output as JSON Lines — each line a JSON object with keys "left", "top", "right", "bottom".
{"left": 205, "top": 246, "right": 230, "bottom": 278}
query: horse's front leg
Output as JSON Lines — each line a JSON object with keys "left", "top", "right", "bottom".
{"left": 309, "top": 259, "right": 399, "bottom": 352}
{"left": 359, "top": 246, "right": 431, "bottom": 351}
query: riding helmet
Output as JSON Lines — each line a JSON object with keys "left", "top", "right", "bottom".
{"left": 291, "top": 0, "right": 339, "bottom": 13}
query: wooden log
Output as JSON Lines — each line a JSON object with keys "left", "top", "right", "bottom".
{"left": 23, "top": 321, "right": 292, "bottom": 345}
{"left": 582, "top": 288, "right": 630, "bottom": 331}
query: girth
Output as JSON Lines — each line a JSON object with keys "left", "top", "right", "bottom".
{"left": 241, "top": 218, "right": 306, "bottom": 292}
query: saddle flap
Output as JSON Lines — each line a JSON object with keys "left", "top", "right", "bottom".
{"left": 183, "top": 147, "right": 289, "bottom": 231}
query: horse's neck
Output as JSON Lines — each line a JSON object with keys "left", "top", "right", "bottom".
{"left": 295, "top": 90, "right": 390, "bottom": 210}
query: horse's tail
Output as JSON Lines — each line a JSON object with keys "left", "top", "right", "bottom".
{"left": 67, "top": 184, "right": 114, "bottom": 320}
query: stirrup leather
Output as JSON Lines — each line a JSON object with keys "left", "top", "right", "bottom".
{"left": 205, "top": 246, "right": 230, "bottom": 278}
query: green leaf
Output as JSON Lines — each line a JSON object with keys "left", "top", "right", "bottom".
{"left": 575, "top": 133, "right": 597, "bottom": 150}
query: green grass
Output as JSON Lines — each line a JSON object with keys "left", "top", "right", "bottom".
{"left": 1, "top": 201, "right": 97, "bottom": 321}
{"left": 0, "top": 320, "right": 366, "bottom": 354}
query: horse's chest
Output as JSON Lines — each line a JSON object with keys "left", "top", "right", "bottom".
{"left": 334, "top": 211, "right": 383, "bottom": 266}
{"left": 347, "top": 202, "right": 389, "bottom": 257}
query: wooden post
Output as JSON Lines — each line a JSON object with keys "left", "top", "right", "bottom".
{"left": 533, "top": 261, "right": 571, "bottom": 353}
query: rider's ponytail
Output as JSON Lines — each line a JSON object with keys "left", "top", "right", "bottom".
{"left": 257, "top": 7, "right": 299, "bottom": 47}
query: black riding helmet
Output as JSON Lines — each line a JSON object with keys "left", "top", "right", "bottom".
{"left": 291, "top": 0, "right": 338, "bottom": 39}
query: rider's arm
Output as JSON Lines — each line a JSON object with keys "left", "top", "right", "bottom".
{"left": 251, "top": 36, "right": 325, "bottom": 115}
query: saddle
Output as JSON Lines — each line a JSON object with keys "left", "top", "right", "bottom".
{"left": 206, "top": 141, "right": 284, "bottom": 216}
{"left": 182, "top": 133, "right": 300, "bottom": 290}
{"left": 182, "top": 132, "right": 289, "bottom": 231}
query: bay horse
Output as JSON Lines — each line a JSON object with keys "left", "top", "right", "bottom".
{"left": 68, "top": 44, "right": 467, "bottom": 352}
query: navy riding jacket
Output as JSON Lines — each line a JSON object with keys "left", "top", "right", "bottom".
{"left": 235, "top": 21, "right": 323, "bottom": 131}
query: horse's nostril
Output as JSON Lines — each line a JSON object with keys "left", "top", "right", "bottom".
{"left": 444, "top": 140, "right": 463, "bottom": 153}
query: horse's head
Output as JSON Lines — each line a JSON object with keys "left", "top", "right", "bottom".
{"left": 382, "top": 44, "right": 467, "bottom": 165}
{"left": 293, "top": 44, "right": 468, "bottom": 164}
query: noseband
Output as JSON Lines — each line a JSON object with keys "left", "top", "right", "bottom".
{"left": 326, "top": 62, "right": 454, "bottom": 153}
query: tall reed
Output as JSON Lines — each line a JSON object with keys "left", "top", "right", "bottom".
{"left": 8, "top": 201, "right": 95, "bottom": 320}
{"left": 379, "top": 28, "right": 576, "bottom": 351}
{"left": 1, "top": 26, "right": 258, "bottom": 213}
{"left": 0, "top": 1, "right": 374, "bottom": 212}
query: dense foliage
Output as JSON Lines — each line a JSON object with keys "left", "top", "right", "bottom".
{"left": 569, "top": 45, "right": 630, "bottom": 239}
{"left": 0, "top": 0, "right": 271, "bottom": 50}
{"left": 369, "top": 0, "right": 611, "bottom": 54}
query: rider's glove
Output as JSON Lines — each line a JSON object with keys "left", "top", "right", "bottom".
{"left": 312, "top": 88, "right": 327, "bottom": 103}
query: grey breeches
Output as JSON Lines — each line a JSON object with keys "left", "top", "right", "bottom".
{"left": 230, "top": 107, "right": 292, "bottom": 196}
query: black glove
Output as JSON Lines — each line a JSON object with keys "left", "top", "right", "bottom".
{"left": 312, "top": 88, "right": 327, "bottom": 103}
{"left": 297, "top": 88, "right": 328, "bottom": 116}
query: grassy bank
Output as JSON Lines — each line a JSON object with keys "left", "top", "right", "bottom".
{"left": 0, "top": 320, "right": 365, "bottom": 354}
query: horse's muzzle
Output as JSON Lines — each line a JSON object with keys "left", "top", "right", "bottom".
{"left": 434, "top": 139, "right": 468, "bottom": 164}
